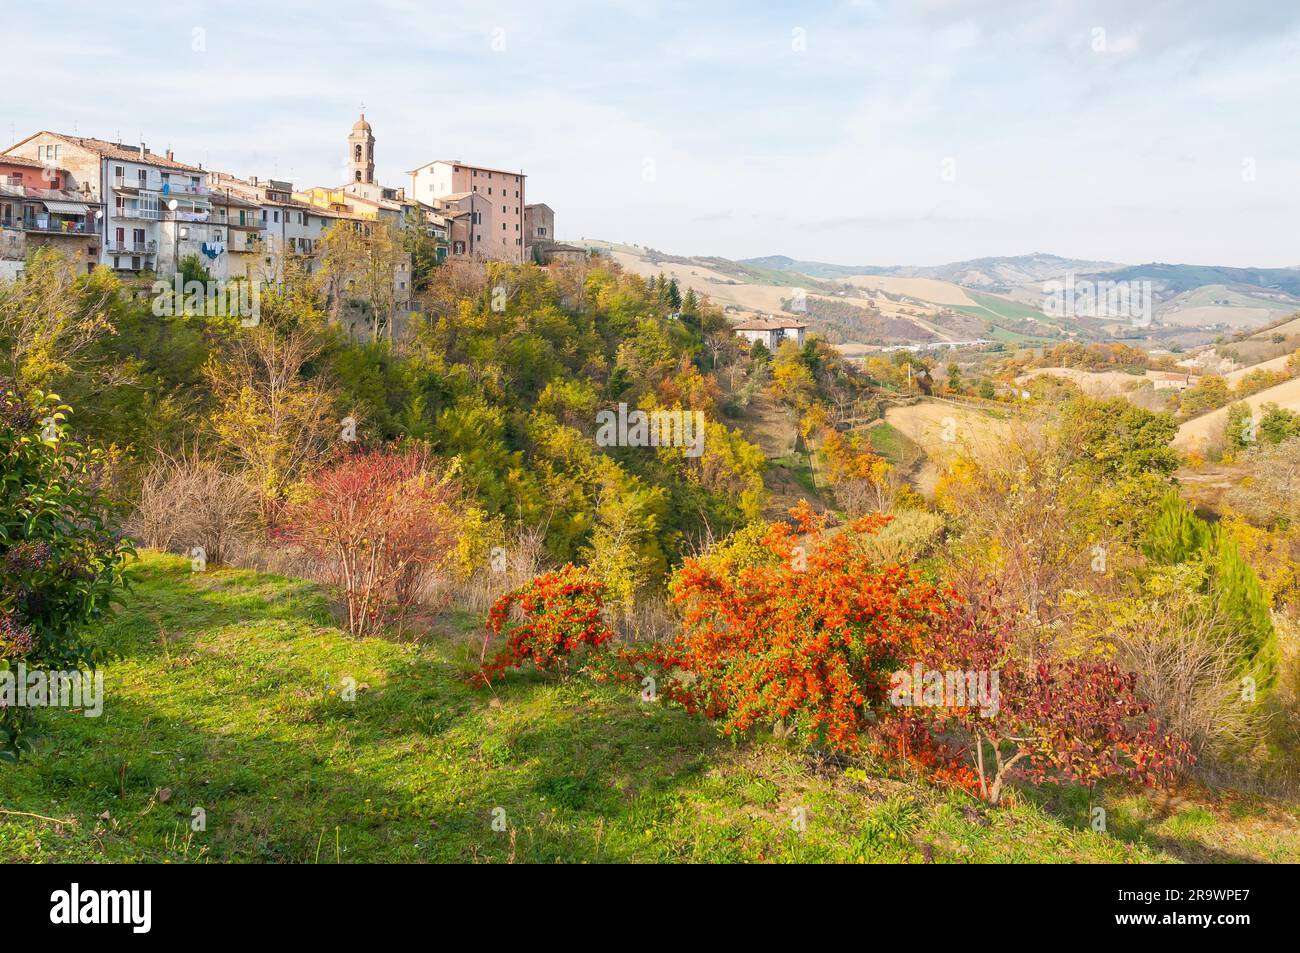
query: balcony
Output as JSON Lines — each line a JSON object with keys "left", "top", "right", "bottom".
{"left": 106, "top": 240, "right": 157, "bottom": 255}
{"left": 113, "top": 176, "right": 208, "bottom": 196}
{"left": 116, "top": 206, "right": 163, "bottom": 221}
{"left": 23, "top": 216, "right": 96, "bottom": 235}
{"left": 0, "top": 180, "right": 101, "bottom": 204}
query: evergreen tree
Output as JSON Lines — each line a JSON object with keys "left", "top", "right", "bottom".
{"left": 1142, "top": 489, "right": 1211, "bottom": 564}
{"left": 1210, "top": 529, "right": 1278, "bottom": 689}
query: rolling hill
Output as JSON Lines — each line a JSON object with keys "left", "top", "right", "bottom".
{"left": 584, "top": 242, "right": 1300, "bottom": 351}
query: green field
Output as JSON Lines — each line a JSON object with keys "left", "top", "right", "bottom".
{"left": 1, "top": 552, "right": 1296, "bottom": 863}
{"left": 865, "top": 421, "right": 924, "bottom": 470}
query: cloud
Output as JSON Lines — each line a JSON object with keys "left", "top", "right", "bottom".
{"left": 3, "top": 0, "right": 1298, "bottom": 267}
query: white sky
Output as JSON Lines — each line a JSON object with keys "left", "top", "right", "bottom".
{"left": 5, "top": 0, "right": 1299, "bottom": 268}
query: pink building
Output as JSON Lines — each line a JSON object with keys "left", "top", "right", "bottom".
{"left": 408, "top": 159, "right": 525, "bottom": 262}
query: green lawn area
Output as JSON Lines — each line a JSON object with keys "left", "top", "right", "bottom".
{"left": 865, "top": 421, "right": 924, "bottom": 470}
{"left": 1, "top": 552, "right": 1297, "bottom": 863}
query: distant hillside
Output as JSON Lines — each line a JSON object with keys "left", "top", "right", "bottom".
{"left": 1079, "top": 263, "right": 1300, "bottom": 297}
{"left": 588, "top": 240, "right": 1300, "bottom": 349}
{"left": 739, "top": 253, "right": 1120, "bottom": 290}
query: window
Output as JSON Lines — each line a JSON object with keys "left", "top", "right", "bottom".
{"left": 138, "top": 170, "right": 147, "bottom": 187}
{"left": 215, "top": 230, "right": 223, "bottom": 241}
{"left": 273, "top": 210, "right": 279, "bottom": 223}
{"left": 354, "top": 144, "right": 362, "bottom": 161}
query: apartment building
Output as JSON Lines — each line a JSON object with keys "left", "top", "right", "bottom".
{"left": 209, "top": 190, "right": 263, "bottom": 280}
{"left": 408, "top": 159, "right": 525, "bottom": 262}
{"left": 3, "top": 132, "right": 210, "bottom": 275}
{"left": 0, "top": 154, "right": 103, "bottom": 277}
{"left": 208, "top": 172, "right": 340, "bottom": 282}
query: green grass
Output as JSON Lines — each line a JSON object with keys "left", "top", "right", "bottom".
{"left": 865, "top": 422, "right": 923, "bottom": 470}
{"left": 768, "top": 453, "right": 819, "bottom": 498}
{"left": 1, "top": 552, "right": 1297, "bottom": 863}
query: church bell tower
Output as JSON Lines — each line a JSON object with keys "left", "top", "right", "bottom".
{"left": 348, "top": 112, "right": 375, "bottom": 185}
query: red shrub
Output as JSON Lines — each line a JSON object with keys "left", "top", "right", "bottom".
{"left": 285, "top": 445, "right": 461, "bottom": 636}
{"left": 479, "top": 566, "right": 617, "bottom": 680}
{"left": 891, "top": 595, "right": 1194, "bottom": 803}
{"left": 666, "top": 503, "right": 948, "bottom": 750}
{"left": 654, "top": 504, "right": 1191, "bottom": 804}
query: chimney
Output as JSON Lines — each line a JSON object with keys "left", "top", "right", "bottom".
{"left": 166, "top": 149, "right": 174, "bottom": 161}
{"left": 138, "top": 143, "right": 146, "bottom": 159}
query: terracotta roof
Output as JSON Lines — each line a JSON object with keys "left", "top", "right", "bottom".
{"left": 408, "top": 159, "right": 525, "bottom": 178}
{"left": 732, "top": 318, "right": 808, "bottom": 331}
{"left": 9, "top": 132, "right": 205, "bottom": 172}
{"left": 0, "top": 154, "right": 51, "bottom": 170}
{"left": 208, "top": 191, "right": 260, "bottom": 210}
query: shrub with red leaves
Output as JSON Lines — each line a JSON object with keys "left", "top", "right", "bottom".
{"left": 285, "top": 444, "right": 461, "bottom": 637}
{"left": 893, "top": 595, "right": 1194, "bottom": 803}
{"left": 480, "top": 565, "right": 617, "bottom": 680}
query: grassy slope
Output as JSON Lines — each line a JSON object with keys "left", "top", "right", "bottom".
{"left": 865, "top": 421, "right": 924, "bottom": 470}
{"left": 1, "top": 553, "right": 1297, "bottom": 863}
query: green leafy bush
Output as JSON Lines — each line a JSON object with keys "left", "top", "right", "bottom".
{"left": 0, "top": 386, "right": 133, "bottom": 759}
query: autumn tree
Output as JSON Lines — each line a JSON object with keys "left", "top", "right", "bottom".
{"left": 0, "top": 247, "right": 117, "bottom": 389}
{"left": 204, "top": 324, "right": 344, "bottom": 520}
{"left": 315, "top": 220, "right": 406, "bottom": 341}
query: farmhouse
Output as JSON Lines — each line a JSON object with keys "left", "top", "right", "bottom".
{"left": 732, "top": 316, "right": 807, "bottom": 350}
{"left": 1150, "top": 372, "right": 1193, "bottom": 391}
